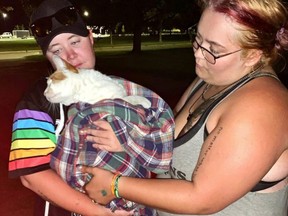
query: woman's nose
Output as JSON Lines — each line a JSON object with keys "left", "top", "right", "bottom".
{"left": 193, "top": 46, "right": 203, "bottom": 60}
{"left": 66, "top": 48, "right": 78, "bottom": 60}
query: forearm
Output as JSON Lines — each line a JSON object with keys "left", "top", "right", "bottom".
{"left": 118, "top": 176, "right": 217, "bottom": 214}
{"left": 20, "top": 169, "right": 112, "bottom": 216}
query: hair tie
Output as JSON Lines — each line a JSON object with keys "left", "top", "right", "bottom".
{"left": 275, "top": 26, "right": 288, "bottom": 50}
{"left": 278, "top": 27, "right": 285, "bottom": 35}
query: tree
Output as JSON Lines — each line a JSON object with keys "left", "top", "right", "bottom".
{"left": 20, "top": 0, "right": 42, "bottom": 20}
{"left": 20, "top": 0, "right": 201, "bottom": 53}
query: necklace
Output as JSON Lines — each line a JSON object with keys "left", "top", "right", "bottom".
{"left": 187, "top": 82, "right": 236, "bottom": 123}
{"left": 183, "top": 66, "right": 265, "bottom": 135}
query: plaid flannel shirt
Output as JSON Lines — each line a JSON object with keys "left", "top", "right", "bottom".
{"left": 50, "top": 77, "right": 174, "bottom": 215}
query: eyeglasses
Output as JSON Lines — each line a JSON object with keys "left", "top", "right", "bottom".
{"left": 192, "top": 40, "right": 242, "bottom": 65}
{"left": 188, "top": 25, "right": 242, "bottom": 64}
{"left": 192, "top": 39, "right": 242, "bottom": 64}
{"left": 30, "top": 6, "right": 78, "bottom": 38}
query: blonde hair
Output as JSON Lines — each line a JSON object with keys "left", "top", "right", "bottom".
{"left": 199, "top": 0, "right": 288, "bottom": 66}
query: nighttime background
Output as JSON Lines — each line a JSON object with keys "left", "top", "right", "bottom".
{"left": 0, "top": 1, "right": 287, "bottom": 215}
{"left": 0, "top": 0, "right": 202, "bottom": 52}
{"left": 0, "top": 0, "right": 201, "bottom": 33}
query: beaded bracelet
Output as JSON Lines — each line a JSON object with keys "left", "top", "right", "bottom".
{"left": 111, "top": 173, "right": 122, "bottom": 198}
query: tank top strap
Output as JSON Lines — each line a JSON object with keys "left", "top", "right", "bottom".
{"left": 174, "top": 71, "right": 279, "bottom": 147}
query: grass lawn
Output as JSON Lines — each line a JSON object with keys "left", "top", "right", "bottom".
{"left": 0, "top": 34, "right": 190, "bottom": 52}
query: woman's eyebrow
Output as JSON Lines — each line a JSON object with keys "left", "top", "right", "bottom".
{"left": 206, "top": 39, "right": 226, "bottom": 49}
{"left": 197, "top": 30, "right": 226, "bottom": 49}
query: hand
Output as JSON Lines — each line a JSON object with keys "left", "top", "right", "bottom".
{"left": 80, "top": 120, "right": 124, "bottom": 152}
{"left": 80, "top": 165, "right": 115, "bottom": 205}
{"left": 109, "top": 209, "right": 134, "bottom": 216}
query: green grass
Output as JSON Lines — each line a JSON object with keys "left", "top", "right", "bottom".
{"left": 0, "top": 34, "right": 190, "bottom": 52}
{"left": 0, "top": 39, "right": 39, "bottom": 51}
{"left": 2, "top": 34, "right": 196, "bottom": 84}
{"left": 95, "top": 48, "right": 195, "bottom": 78}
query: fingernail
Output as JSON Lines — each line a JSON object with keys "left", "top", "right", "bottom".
{"left": 76, "top": 164, "right": 83, "bottom": 170}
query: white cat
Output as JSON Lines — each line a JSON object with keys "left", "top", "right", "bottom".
{"left": 44, "top": 55, "right": 151, "bottom": 108}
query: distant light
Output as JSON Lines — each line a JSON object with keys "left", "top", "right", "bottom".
{"left": 2, "top": 13, "right": 7, "bottom": 19}
{"left": 83, "top": 11, "right": 89, "bottom": 17}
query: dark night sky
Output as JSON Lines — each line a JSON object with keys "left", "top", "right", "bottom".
{"left": 0, "top": 0, "right": 28, "bottom": 32}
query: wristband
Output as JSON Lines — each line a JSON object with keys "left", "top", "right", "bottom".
{"left": 111, "top": 173, "right": 122, "bottom": 198}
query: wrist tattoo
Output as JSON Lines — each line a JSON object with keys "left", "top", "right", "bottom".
{"left": 101, "top": 189, "right": 107, "bottom": 197}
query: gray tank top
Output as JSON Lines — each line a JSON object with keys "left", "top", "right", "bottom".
{"left": 158, "top": 72, "right": 288, "bottom": 216}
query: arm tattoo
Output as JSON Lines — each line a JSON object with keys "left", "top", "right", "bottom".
{"left": 101, "top": 189, "right": 107, "bottom": 197}
{"left": 193, "top": 126, "right": 223, "bottom": 179}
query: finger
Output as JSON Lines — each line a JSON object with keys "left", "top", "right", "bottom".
{"left": 113, "top": 209, "right": 135, "bottom": 216}
{"left": 86, "top": 134, "right": 109, "bottom": 145}
{"left": 79, "top": 128, "right": 92, "bottom": 135}
{"left": 82, "top": 126, "right": 110, "bottom": 139}
{"left": 93, "top": 120, "right": 112, "bottom": 131}
{"left": 77, "top": 165, "right": 94, "bottom": 174}
{"left": 92, "top": 144, "right": 110, "bottom": 151}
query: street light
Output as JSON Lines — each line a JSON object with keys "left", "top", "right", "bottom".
{"left": 2, "top": 13, "right": 7, "bottom": 30}
{"left": 83, "top": 10, "right": 89, "bottom": 17}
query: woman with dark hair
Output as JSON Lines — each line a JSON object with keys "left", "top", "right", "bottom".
{"left": 8, "top": 0, "right": 132, "bottom": 215}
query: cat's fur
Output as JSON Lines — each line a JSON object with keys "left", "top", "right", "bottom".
{"left": 44, "top": 55, "right": 151, "bottom": 108}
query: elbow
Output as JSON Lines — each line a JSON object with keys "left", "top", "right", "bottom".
{"left": 194, "top": 200, "right": 230, "bottom": 215}
{"left": 20, "top": 175, "right": 33, "bottom": 190}
{"left": 181, "top": 205, "right": 225, "bottom": 215}
{"left": 182, "top": 194, "right": 229, "bottom": 215}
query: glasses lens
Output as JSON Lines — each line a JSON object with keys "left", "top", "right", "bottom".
{"left": 30, "top": 18, "right": 52, "bottom": 37}
{"left": 55, "top": 7, "right": 78, "bottom": 26}
{"left": 192, "top": 40, "right": 199, "bottom": 50}
{"left": 202, "top": 50, "right": 216, "bottom": 64}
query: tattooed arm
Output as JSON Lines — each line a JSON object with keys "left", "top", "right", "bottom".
{"left": 80, "top": 80, "right": 288, "bottom": 215}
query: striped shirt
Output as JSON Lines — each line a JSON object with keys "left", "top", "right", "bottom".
{"left": 9, "top": 78, "right": 64, "bottom": 177}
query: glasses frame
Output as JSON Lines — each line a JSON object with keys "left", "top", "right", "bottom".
{"left": 193, "top": 40, "right": 242, "bottom": 64}
{"left": 30, "top": 6, "right": 78, "bottom": 38}
{"left": 188, "top": 25, "right": 242, "bottom": 64}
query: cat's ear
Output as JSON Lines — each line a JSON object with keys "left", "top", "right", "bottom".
{"left": 52, "top": 55, "right": 79, "bottom": 74}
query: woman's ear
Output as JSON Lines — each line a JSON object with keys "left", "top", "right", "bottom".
{"left": 244, "top": 49, "right": 263, "bottom": 67}
{"left": 88, "top": 29, "right": 94, "bottom": 45}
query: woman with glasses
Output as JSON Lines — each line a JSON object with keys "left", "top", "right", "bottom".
{"left": 80, "top": 0, "right": 288, "bottom": 215}
{"left": 8, "top": 0, "right": 137, "bottom": 215}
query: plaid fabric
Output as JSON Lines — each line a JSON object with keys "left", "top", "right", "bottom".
{"left": 50, "top": 77, "right": 174, "bottom": 215}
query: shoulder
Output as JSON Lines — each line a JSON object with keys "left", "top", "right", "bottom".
{"left": 17, "top": 77, "right": 61, "bottom": 122}
{"left": 227, "top": 77, "right": 288, "bottom": 117}
{"left": 210, "top": 76, "right": 288, "bottom": 150}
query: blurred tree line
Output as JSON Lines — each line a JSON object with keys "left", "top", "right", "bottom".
{"left": 19, "top": 0, "right": 201, "bottom": 53}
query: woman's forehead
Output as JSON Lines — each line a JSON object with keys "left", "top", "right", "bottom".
{"left": 198, "top": 8, "right": 237, "bottom": 46}
{"left": 50, "top": 33, "right": 79, "bottom": 44}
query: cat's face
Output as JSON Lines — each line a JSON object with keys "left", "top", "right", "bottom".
{"left": 44, "top": 55, "right": 79, "bottom": 105}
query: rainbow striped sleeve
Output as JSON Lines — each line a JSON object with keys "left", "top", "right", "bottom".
{"left": 9, "top": 108, "right": 56, "bottom": 178}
